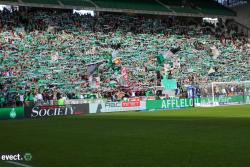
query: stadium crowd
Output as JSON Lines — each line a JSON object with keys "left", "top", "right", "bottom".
{"left": 0, "top": 8, "right": 249, "bottom": 106}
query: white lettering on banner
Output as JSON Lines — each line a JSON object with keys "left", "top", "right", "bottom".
{"left": 167, "top": 100, "right": 171, "bottom": 108}
{"left": 47, "top": 109, "right": 53, "bottom": 116}
{"left": 39, "top": 109, "right": 47, "bottom": 117}
{"left": 105, "top": 102, "right": 121, "bottom": 108}
{"left": 184, "top": 99, "right": 188, "bottom": 107}
{"left": 180, "top": 99, "right": 184, "bottom": 107}
{"left": 66, "top": 107, "right": 73, "bottom": 115}
{"left": 31, "top": 107, "right": 74, "bottom": 117}
{"left": 171, "top": 99, "right": 175, "bottom": 108}
{"left": 128, "top": 98, "right": 141, "bottom": 102}
{"left": 122, "top": 101, "right": 140, "bottom": 107}
{"left": 161, "top": 100, "right": 166, "bottom": 108}
{"left": 218, "top": 96, "right": 232, "bottom": 104}
{"left": 160, "top": 99, "right": 192, "bottom": 109}
{"left": 189, "top": 99, "right": 193, "bottom": 106}
{"left": 57, "top": 108, "right": 63, "bottom": 115}
{"left": 176, "top": 99, "right": 180, "bottom": 108}
{"left": 32, "top": 109, "right": 38, "bottom": 117}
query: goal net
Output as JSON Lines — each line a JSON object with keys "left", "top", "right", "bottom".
{"left": 198, "top": 81, "right": 250, "bottom": 107}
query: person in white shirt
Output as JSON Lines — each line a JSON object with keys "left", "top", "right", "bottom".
{"left": 19, "top": 94, "right": 24, "bottom": 106}
{"left": 62, "top": 94, "right": 67, "bottom": 101}
{"left": 35, "top": 92, "right": 44, "bottom": 106}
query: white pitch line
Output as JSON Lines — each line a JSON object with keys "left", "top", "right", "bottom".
{"left": 6, "top": 161, "right": 33, "bottom": 167}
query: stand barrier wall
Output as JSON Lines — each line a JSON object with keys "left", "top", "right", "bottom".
{"left": 1, "top": 96, "right": 250, "bottom": 120}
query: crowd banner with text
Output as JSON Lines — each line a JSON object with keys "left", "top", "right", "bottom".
{"left": 0, "top": 107, "right": 24, "bottom": 120}
{"left": 24, "top": 104, "right": 89, "bottom": 118}
{"left": 89, "top": 101, "right": 146, "bottom": 113}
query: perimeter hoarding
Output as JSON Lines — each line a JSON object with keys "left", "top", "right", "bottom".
{"left": 89, "top": 101, "right": 146, "bottom": 113}
{"left": 0, "top": 107, "right": 24, "bottom": 120}
{"left": 24, "top": 104, "right": 89, "bottom": 118}
{"left": 146, "top": 98, "right": 200, "bottom": 110}
{"left": 147, "top": 96, "right": 250, "bottom": 110}
{"left": 200, "top": 95, "right": 250, "bottom": 106}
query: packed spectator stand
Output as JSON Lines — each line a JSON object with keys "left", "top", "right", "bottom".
{"left": 0, "top": 8, "right": 249, "bottom": 107}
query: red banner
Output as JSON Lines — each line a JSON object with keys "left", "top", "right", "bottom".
{"left": 122, "top": 101, "right": 140, "bottom": 108}
{"left": 128, "top": 97, "right": 141, "bottom": 102}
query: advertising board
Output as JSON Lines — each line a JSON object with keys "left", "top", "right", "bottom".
{"left": 24, "top": 104, "right": 89, "bottom": 118}
{"left": 0, "top": 107, "right": 24, "bottom": 120}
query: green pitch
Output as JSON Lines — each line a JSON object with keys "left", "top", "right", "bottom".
{"left": 1, "top": 105, "right": 250, "bottom": 167}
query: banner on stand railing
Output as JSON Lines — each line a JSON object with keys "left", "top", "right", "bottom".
{"left": 89, "top": 101, "right": 146, "bottom": 113}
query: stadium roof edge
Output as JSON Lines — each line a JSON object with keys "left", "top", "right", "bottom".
{"left": 0, "top": 1, "right": 236, "bottom": 19}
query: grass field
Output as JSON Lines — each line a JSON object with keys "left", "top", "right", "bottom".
{"left": 1, "top": 105, "right": 250, "bottom": 167}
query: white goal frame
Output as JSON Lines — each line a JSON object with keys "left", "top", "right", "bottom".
{"left": 211, "top": 81, "right": 250, "bottom": 106}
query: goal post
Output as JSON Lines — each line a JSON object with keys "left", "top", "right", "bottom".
{"left": 199, "top": 81, "right": 250, "bottom": 107}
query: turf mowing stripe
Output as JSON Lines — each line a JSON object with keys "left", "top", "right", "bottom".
{"left": 5, "top": 161, "right": 33, "bottom": 167}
